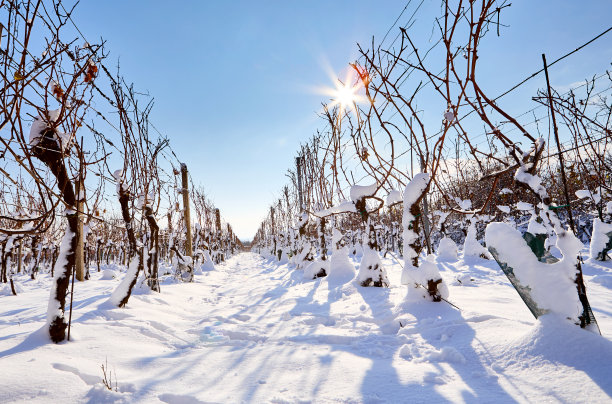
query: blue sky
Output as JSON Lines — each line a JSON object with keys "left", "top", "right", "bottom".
{"left": 72, "top": 1, "right": 612, "bottom": 240}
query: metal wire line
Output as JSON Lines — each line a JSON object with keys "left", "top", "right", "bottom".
{"left": 43, "top": 2, "right": 612, "bottom": 218}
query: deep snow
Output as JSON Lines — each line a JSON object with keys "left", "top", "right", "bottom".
{"left": 1, "top": 251, "right": 612, "bottom": 403}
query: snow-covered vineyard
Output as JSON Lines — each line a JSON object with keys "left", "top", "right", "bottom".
{"left": 2, "top": 0, "right": 612, "bottom": 403}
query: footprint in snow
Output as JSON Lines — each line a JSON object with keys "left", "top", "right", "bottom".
{"left": 232, "top": 314, "right": 251, "bottom": 322}
{"left": 199, "top": 321, "right": 229, "bottom": 344}
{"left": 423, "top": 372, "right": 447, "bottom": 385}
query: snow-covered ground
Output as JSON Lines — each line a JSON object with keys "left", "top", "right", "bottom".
{"left": 1, "top": 252, "right": 612, "bottom": 403}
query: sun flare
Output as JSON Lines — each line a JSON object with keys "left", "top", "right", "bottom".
{"left": 334, "top": 82, "right": 359, "bottom": 109}
{"left": 314, "top": 63, "right": 366, "bottom": 117}
{"left": 329, "top": 71, "right": 364, "bottom": 116}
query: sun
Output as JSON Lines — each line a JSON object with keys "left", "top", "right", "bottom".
{"left": 327, "top": 71, "right": 365, "bottom": 118}
{"left": 334, "top": 82, "right": 359, "bottom": 109}
{"left": 314, "top": 64, "right": 366, "bottom": 117}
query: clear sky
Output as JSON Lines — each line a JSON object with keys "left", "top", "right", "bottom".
{"left": 72, "top": 1, "right": 612, "bottom": 241}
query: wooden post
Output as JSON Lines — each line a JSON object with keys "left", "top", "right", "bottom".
{"left": 296, "top": 156, "right": 304, "bottom": 212}
{"left": 167, "top": 211, "right": 174, "bottom": 262}
{"left": 270, "top": 207, "right": 278, "bottom": 258}
{"left": 420, "top": 160, "right": 432, "bottom": 254}
{"left": 17, "top": 239, "right": 22, "bottom": 273}
{"left": 542, "top": 53, "right": 576, "bottom": 233}
{"left": 181, "top": 163, "right": 193, "bottom": 257}
{"left": 67, "top": 253, "right": 76, "bottom": 340}
{"left": 216, "top": 209, "right": 222, "bottom": 250}
{"left": 215, "top": 208, "right": 221, "bottom": 233}
{"left": 542, "top": 54, "right": 597, "bottom": 332}
{"left": 75, "top": 181, "right": 85, "bottom": 281}
{"left": 320, "top": 217, "right": 327, "bottom": 260}
{"left": 227, "top": 223, "right": 234, "bottom": 254}
{"left": 215, "top": 208, "right": 222, "bottom": 262}
{"left": 422, "top": 196, "right": 432, "bottom": 254}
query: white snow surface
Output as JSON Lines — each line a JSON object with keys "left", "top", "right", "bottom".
{"left": 401, "top": 174, "right": 448, "bottom": 300}
{"left": 485, "top": 222, "right": 582, "bottom": 320}
{"left": 357, "top": 246, "right": 389, "bottom": 286}
{"left": 576, "top": 189, "right": 592, "bottom": 200}
{"left": 303, "top": 256, "right": 330, "bottom": 280}
{"left": 401, "top": 255, "right": 450, "bottom": 301}
{"left": 28, "top": 109, "right": 72, "bottom": 152}
{"left": 454, "top": 198, "right": 472, "bottom": 211}
{"left": 590, "top": 218, "right": 612, "bottom": 261}
{"left": 328, "top": 229, "right": 355, "bottom": 285}
{"left": 294, "top": 241, "right": 314, "bottom": 269}
{"left": 108, "top": 255, "right": 143, "bottom": 307}
{"left": 402, "top": 173, "right": 430, "bottom": 268}
{"left": 350, "top": 183, "right": 378, "bottom": 203}
{"left": 463, "top": 220, "right": 491, "bottom": 259}
{"left": 314, "top": 200, "right": 357, "bottom": 217}
{"left": 576, "top": 189, "right": 602, "bottom": 204}
{"left": 386, "top": 189, "right": 403, "bottom": 206}
{"left": 514, "top": 166, "right": 548, "bottom": 202}
{"left": 296, "top": 212, "right": 308, "bottom": 228}
{"left": 100, "top": 269, "right": 117, "bottom": 280}
{"left": 496, "top": 205, "right": 510, "bottom": 213}
{"left": 2, "top": 251, "right": 612, "bottom": 403}
{"left": 29, "top": 109, "right": 60, "bottom": 145}
{"left": 199, "top": 249, "right": 216, "bottom": 271}
{"left": 516, "top": 201, "right": 533, "bottom": 211}
{"left": 46, "top": 227, "right": 73, "bottom": 328}
{"left": 437, "top": 237, "right": 458, "bottom": 262}
{"left": 527, "top": 212, "right": 548, "bottom": 235}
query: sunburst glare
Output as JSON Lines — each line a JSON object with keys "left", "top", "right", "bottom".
{"left": 315, "top": 65, "right": 366, "bottom": 117}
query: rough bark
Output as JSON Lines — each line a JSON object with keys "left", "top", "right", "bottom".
{"left": 409, "top": 202, "right": 423, "bottom": 267}
{"left": 31, "top": 236, "right": 40, "bottom": 280}
{"left": 144, "top": 205, "right": 160, "bottom": 291}
{"left": 96, "top": 239, "right": 102, "bottom": 272}
{"left": 32, "top": 128, "right": 78, "bottom": 343}
{"left": 1, "top": 241, "right": 7, "bottom": 283}
{"left": 114, "top": 185, "right": 143, "bottom": 307}
{"left": 320, "top": 217, "right": 327, "bottom": 261}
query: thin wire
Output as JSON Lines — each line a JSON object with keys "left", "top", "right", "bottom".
{"left": 380, "top": 0, "right": 413, "bottom": 48}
